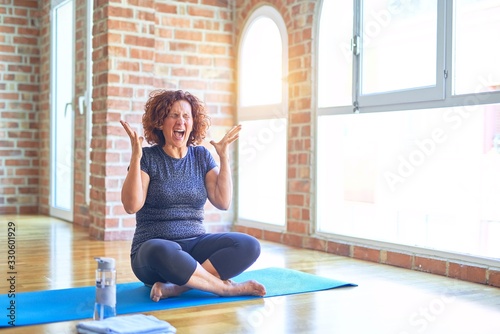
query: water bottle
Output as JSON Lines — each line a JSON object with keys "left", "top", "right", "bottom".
{"left": 93, "top": 257, "right": 117, "bottom": 320}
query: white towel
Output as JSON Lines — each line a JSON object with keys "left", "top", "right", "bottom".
{"left": 76, "top": 314, "right": 176, "bottom": 334}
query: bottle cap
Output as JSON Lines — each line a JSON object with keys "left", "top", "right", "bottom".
{"left": 95, "top": 257, "right": 115, "bottom": 270}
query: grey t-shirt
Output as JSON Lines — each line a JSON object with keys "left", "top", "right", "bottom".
{"left": 130, "top": 145, "right": 218, "bottom": 256}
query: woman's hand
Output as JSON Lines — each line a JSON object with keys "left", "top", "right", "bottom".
{"left": 120, "top": 120, "right": 149, "bottom": 214}
{"left": 120, "top": 120, "right": 144, "bottom": 160}
{"left": 209, "top": 124, "right": 242, "bottom": 159}
{"left": 206, "top": 124, "right": 241, "bottom": 210}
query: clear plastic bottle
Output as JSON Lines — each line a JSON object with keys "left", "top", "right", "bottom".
{"left": 93, "top": 257, "right": 117, "bottom": 320}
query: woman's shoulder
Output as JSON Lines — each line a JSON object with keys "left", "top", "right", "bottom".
{"left": 142, "top": 144, "right": 160, "bottom": 153}
{"left": 141, "top": 145, "right": 163, "bottom": 161}
{"left": 191, "top": 145, "right": 210, "bottom": 153}
{"left": 190, "top": 145, "right": 216, "bottom": 170}
{"left": 190, "top": 145, "right": 212, "bottom": 159}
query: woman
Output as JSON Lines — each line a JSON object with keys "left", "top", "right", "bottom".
{"left": 121, "top": 89, "right": 266, "bottom": 302}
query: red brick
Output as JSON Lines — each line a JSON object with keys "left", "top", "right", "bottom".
{"left": 385, "top": 251, "right": 413, "bottom": 269}
{"left": 327, "top": 241, "right": 351, "bottom": 257}
{"left": 488, "top": 270, "right": 500, "bottom": 288}
{"left": 0, "top": 22, "right": 14, "bottom": 33}
{"left": 263, "top": 230, "right": 282, "bottom": 243}
{"left": 414, "top": 256, "right": 447, "bottom": 276}
{"left": 4, "top": 16, "right": 28, "bottom": 25}
{"left": 202, "top": 0, "right": 229, "bottom": 6}
{"left": 0, "top": 45, "right": 15, "bottom": 53}
{"left": 290, "top": 111, "right": 311, "bottom": 124}
{"left": 287, "top": 220, "right": 308, "bottom": 234}
{"left": 108, "top": 6, "right": 133, "bottom": 18}
{"left": 155, "top": 3, "right": 177, "bottom": 14}
{"left": 108, "top": 20, "right": 138, "bottom": 32}
{"left": 353, "top": 246, "right": 380, "bottom": 263}
{"left": 199, "top": 44, "right": 227, "bottom": 55}
{"left": 206, "top": 32, "right": 232, "bottom": 44}
{"left": 175, "top": 30, "right": 203, "bottom": 41}
{"left": 15, "top": 168, "right": 38, "bottom": 176}
{"left": 283, "top": 234, "right": 303, "bottom": 248}
{"left": 13, "top": 0, "right": 38, "bottom": 8}
{"left": 288, "top": 194, "right": 304, "bottom": 206}
{"left": 124, "top": 35, "right": 155, "bottom": 48}
{"left": 188, "top": 6, "right": 215, "bottom": 18}
{"left": 14, "top": 36, "right": 38, "bottom": 45}
{"left": 449, "top": 263, "right": 487, "bottom": 284}
{"left": 303, "top": 237, "right": 327, "bottom": 252}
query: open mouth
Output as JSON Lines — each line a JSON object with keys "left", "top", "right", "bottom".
{"left": 173, "top": 130, "right": 185, "bottom": 141}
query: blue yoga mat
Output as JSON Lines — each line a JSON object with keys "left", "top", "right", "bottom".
{"left": 1, "top": 267, "right": 355, "bottom": 327}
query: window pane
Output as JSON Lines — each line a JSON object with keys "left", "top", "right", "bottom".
{"left": 318, "top": 0, "right": 353, "bottom": 107}
{"left": 454, "top": 0, "right": 500, "bottom": 95}
{"left": 238, "top": 119, "right": 287, "bottom": 225}
{"left": 240, "top": 17, "right": 282, "bottom": 107}
{"left": 317, "top": 104, "right": 500, "bottom": 258}
{"left": 361, "top": 0, "right": 437, "bottom": 95}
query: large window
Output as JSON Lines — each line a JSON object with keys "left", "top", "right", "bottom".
{"left": 237, "top": 6, "right": 287, "bottom": 226}
{"left": 317, "top": 0, "right": 500, "bottom": 261}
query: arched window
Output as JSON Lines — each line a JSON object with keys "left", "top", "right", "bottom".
{"left": 237, "top": 6, "right": 288, "bottom": 226}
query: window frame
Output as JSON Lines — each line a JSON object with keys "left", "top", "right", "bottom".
{"left": 236, "top": 5, "right": 288, "bottom": 229}
{"left": 355, "top": 0, "right": 447, "bottom": 109}
{"left": 237, "top": 5, "right": 288, "bottom": 122}
{"left": 319, "top": 0, "right": 500, "bottom": 116}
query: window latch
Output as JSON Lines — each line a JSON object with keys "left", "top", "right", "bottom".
{"left": 351, "top": 35, "right": 360, "bottom": 56}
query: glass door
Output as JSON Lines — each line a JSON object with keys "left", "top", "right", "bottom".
{"left": 50, "top": 0, "right": 74, "bottom": 221}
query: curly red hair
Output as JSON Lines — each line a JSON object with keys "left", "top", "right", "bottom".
{"left": 142, "top": 90, "right": 210, "bottom": 147}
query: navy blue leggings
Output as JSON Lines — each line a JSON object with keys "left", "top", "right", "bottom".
{"left": 131, "top": 232, "right": 261, "bottom": 286}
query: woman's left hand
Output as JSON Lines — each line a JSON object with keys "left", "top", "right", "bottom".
{"left": 210, "top": 124, "right": 242, "bottom": 159}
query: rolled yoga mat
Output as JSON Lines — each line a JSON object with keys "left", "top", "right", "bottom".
{"left": 1, "top": 267, "right": 356, "bottom": 327}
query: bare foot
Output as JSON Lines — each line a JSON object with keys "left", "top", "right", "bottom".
{"left": 221, "top": 279, "right": 266, "bottom": 297}
{"left": 150, "top": 282, "right": 191, "bottom": 302}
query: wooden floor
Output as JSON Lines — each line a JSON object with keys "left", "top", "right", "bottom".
{"left": 1, "top": 215, "right": 500, "bottom": 334}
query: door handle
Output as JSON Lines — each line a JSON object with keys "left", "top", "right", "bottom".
{"left": 78, "top": 95, "right": 86, "bottom": 115}
{"left": 64, "top": 102, "right": 73, "bottom": 117}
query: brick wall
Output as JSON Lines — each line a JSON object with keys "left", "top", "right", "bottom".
{"left": 0, "top": 0, "right": 40, "bottom": 214}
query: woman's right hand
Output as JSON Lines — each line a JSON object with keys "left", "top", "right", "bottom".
{"left": 120, "top": 120, "right": 144, "bottom": 160}
{"left": 120, "top": 120, "right": 149, "bottom": 214}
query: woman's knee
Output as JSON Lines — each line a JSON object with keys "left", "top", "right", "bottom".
{"left": 138, "top": 239, "right": 181, "bottom": 263}
{"left": 237, "top": 233, "right": 261, "bottom": 260}
{"left": 134, "top": 239, "right": 196, "bottom": 285}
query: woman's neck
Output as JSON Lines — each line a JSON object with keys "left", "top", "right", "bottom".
{"left": 162, "top": 144, "right": 188, "bottom": 159}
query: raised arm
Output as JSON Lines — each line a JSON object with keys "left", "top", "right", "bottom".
{"left": 120, "top": 120, "right": 150, "bottom": 214}
{"left": 205, "top": 124, "right": 242, "bottom": 210}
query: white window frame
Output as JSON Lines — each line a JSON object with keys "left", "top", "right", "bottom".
{"left": 236, "top": 5, "right": 288, "bottom": 229}
{"left": 355, "top": 0, "right": 447, "bottom": 109}
{"left": 237, "top": 5, "right": 288, "bottom": 121}
{"left": 49, "top": 0, "right": 75, "bottom": 222}
{"left": 320, "top": 0, "right": 500, "bottom": 115}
